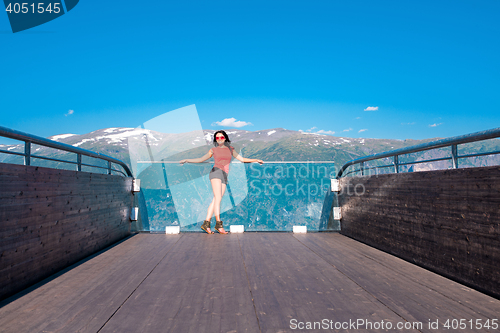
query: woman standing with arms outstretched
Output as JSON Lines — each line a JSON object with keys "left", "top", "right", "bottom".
{"left": 180, "top": 130, "right": 264, "bottom": 234}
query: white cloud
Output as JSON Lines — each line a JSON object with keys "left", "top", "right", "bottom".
{"left": 429, "top": 123, "right": 443, "bottom": 127}
{"left": 364, "top": 106, "right": 379, "bottom": 111}
{"left": 358, "top": 129, "right": 368, "bottom": 133}
{"left": 212, "top": 117, "right": 252, "bottom": 128}
{"left": 355, "top": 117, "right": 361, "bottom": 120}
{"left": 65, "top": 110, "right": 74, "bottom": 117}
{"left": 343, "top": 128, "right": 353, "bottom": 132}
{"left": 317, "top": 130, "right": 335, "bottom": 135}
{"left": 300, "top": 127, "right": 335, "bottom": 136}
{"left": 402, "top": 122, "right": 416, "bottom": 125}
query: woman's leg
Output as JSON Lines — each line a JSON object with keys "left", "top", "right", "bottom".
{"left": 201, "top": 197, "right": 215, "bottom": 234}
{"left": 205, "top": 183, "right": 227, "bottom": 219}
{"left": 210, "top": 178, "right": 223, "bottom": 216}
{"left": 205, "top": 197, "right": 215, "bottom": 222}
{"left": 214, "top": 182, "right": 227, "bottom": 218}
{"left": 210, "top": 179, "right": 228, "bottom": 233}
{"left": 204, "top": 179, "right": 227, "bottom": 232}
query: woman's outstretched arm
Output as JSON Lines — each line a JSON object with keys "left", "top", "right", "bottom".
{"left": 232, "top": 151, "right": 264, "bottom": 164}
{"left": 179, "top": 149, "right": 213, "bottom": 164}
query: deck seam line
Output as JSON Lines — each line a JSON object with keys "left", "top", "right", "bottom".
{"left": 334, "top": 236, "right": 486, "bottom": 315}
{"left": 292, "top": 234, "right": 423, "bottom": 333}
{"left": 96, "top": 234, "right": 184, "bottom": 333}
{"left": 237, "top": 234, "right": 262, "bottom": 333}
{"left": 358, "top": 252, "right": 477, "bottom": 308}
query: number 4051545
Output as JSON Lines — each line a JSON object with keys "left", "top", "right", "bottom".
{"left": 5, "top": 3, "right": 62, "bottom": 14}
{"left": 443, "top": 319, "right": 498, "bottom": 330}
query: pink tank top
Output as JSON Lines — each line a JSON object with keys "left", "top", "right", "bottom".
{"left": 212, "top": 146, "right": 234, "bottom": 174}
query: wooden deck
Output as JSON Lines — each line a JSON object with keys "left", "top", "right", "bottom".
{"left": 1, "top": 233, "right": 499, "bottom": 333}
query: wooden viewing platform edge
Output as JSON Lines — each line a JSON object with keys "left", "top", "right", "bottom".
{"left": 0, "top": 233, "right": 499, "bottom": 333}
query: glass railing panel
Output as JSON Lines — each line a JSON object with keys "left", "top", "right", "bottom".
{"left": 225, "top": 162, "right": 338, "bottom": 231}
{"left": 0, "top": 139, "right": 24, "bottom": 165}
{"left": 398, "top": 147, "right": 452, "bottom": 172}
{"left": 29, "top": 144, "right": 77, "bottom": 171}
{"left": 127, "top": 105, "right": 339, "bottom": 232}
{"left": 457, "top": 138, "right": 500, "bottom": 168}
{"left": 138, "top": 161, "right": 339, "bottom": 232}
{"left": 80, "top": 155, "right": 109, "bottom": 174}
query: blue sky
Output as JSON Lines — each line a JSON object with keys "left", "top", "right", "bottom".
{"left": 1, "top": 0, "right": 499, "bottom": 143}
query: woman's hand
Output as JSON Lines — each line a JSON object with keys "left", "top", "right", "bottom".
{"left": 179, "top": 159, "right": 189, "bottom": 165}
{"left": 256, "top": 159, "right": 264, "bottom": 165}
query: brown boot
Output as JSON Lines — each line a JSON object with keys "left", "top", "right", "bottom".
{"left": 215, "top": 220, "right": 228, "bottom": 234}
{"left": 201, "top": 220, "right": 213, "bottom": 234}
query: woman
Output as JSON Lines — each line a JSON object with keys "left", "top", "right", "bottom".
{"left": 180, "top": 130, "right": 264, "bottom": 234}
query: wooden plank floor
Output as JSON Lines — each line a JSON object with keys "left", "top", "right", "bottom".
{"left": 1, "top": 233, "right": 499, "bottom": 333}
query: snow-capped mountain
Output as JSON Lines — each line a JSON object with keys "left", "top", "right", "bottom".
{"left": 1, "top": 127, "right": 498, "bottom": 173}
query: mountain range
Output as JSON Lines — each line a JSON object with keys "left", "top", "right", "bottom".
{"left": 1, "top": 127, "right": 499, "bottom": 174}
{"left": 2, "top": 127, "right": 498, "bottom": 232}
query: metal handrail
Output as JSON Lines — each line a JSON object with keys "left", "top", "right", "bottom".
{"left": 337, "top": 127, "right": 500, "bottom": 178}
{"left": 137, "top": 161, "right": 335, "bottom": 164}
{"left": 0, "top": 125, "right": 133, "bottom": 177}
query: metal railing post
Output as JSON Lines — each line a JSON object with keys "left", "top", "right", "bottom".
{"left": 451, "top": 145, "right": 458, "bottom": 169}
{"left": 77, "top": 154, "right": 82, "bottom": 171}
{"left": 360, "top": 162, "right": 364, "bottom": 176}
{"left": 394, "top": 155, "right": 399, "bottom": 173}
{"left": 108, "top": 161, "right": 112, "bottom": 175}
{"left": 24, "top": 141, "right": 31, "bottom": 166}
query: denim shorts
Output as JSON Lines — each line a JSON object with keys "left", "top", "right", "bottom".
{"left": 209, "top": 167, "right": 228, "bottom": 184}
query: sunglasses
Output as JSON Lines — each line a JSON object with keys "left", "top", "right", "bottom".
{"left": 215, "top": 136, "right": 225, "bottom": 140}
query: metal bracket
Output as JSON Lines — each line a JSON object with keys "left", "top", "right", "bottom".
{"left": 333, "top": 207, "right": 342, "bottom": 220}
{"left": 130, "top": 207, "right": 139, "bottom": 221}
{"left": 331, "top": 179, "right": 340, "bottom": 192}
{"left": 132, "top": 178, "right": 141, "bottom": 192}
{"left": 230, "top": 225, "right": 245, "bottom": 233}
{"left": 293, "top": 226, "right": 307, "bottom": 233}
{"left": 165, "top": 226, "right": 180, "bottom": 234}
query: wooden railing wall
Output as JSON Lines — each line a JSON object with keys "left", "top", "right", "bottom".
{"left": 338, "top": 166, "right": 500, "bottom": 299}
{"left": 0, "top": 163, "right": 133, "bottom": 301}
